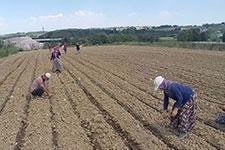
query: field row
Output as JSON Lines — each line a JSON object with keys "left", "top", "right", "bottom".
{"left": 0, "top": 46, "right": 224, "bottom": 149}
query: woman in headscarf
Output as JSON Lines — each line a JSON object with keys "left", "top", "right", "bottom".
{"left": 154, "top": 76, "right": 197, "bottom": 139}
{"left": 31, "top": 73, "right": 52, "bottom": 97}
{"left": 50, "top": 46, "right": 62, "bottom": 74}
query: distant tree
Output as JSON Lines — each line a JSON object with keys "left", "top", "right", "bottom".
{"left": 62, "top": 37, "right": 68, "bottom": 43}
{"left": 200, "top": 32, "right": 208, "bottom": 41}
{"left": 87, "top": 34, "right": 109, "bottom": 45}
{"left": 223, "top": 33, "right": 225, "bottom": 42}
{"left": 137, "top": 33, "right": 159, "bottom": 43}
{"left": 0, "top": 40, "right": 4, "bottom": 48}
{"left": 191, "top": 28, "right": 201, "bottom": 41}
{"left": 177, "top": 28, "right": 205, "bottom": 41}
{"left": 177, "top": 29, "right": 192, "bottom": 41}
{"left": 177, "top": 30, "right": 186, "bottom": 41}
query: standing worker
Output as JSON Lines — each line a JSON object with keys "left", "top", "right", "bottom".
{"left": 75, "top": 43, "right": 80, "bottom": 54}
{"left": 153, "top": 76, "right": 197, "bottom": 139}
{"left": 63, "top": 42, "right": 68, "bottom": 54}
{"left": 51, "top": 46, "right": 62, "bottom": 74}
{"left": 30, "top": 73, "right": 52, "bottom": 97}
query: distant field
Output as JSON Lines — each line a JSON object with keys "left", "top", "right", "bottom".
{"left": 159, "top": 36, "right": 176, "bottom": 41}
{"left": 0, "top": 45, "right": 225, "bottom": 149}
{"left": 120, "top": 40, "right": 225, "bottom": 51}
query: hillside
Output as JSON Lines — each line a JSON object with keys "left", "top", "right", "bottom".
{"left": 0, "top": 31, "right": 46, "bottom": 39}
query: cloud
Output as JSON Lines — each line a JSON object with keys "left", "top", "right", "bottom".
{"left": 25, "top": 10, "right": 108, "bottom": 32}
{"left": 30, "top": 13, "right": 64, "bottom": 21}
{"left": 74, "top": 10, "right": 103, "bottom": 17}
{"left": 71, "top": 10, "right": 107, "bottom": 28}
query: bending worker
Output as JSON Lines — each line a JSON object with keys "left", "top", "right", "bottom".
{"left": 154, "top": 76, "right": 197, "bottom": 139}
{"left": 30, "top": 73, "right": 52, "bottom": 97}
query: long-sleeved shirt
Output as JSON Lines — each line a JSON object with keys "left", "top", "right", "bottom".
{"left": 51, "top": 51, "right": 61, "bottom": 60}
{"left": 163, "top": 82, "right": 194, "bottom": 110}
{"left": 31, "top": 76, "right": 46, "bottom": 92}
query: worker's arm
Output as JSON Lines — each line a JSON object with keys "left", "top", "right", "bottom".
{"left": 162, "top": 92, "right": 170, "bottom": 119}
{"left": 42, "top": 83, "right": 51, "bottom": 96}
{"left": 44, "top": 86, "right": 50, "bottom": 96}
{"left": 163, "top": 91, "right": 169, "bottom": 111}
{"left": 171, "top": 87, "right": 183, "bottom": 117}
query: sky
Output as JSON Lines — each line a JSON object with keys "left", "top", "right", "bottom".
{"left": 0, "top": 0, "right": 225, "bottom": 35}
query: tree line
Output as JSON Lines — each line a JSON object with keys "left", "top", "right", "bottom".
{"left": 37, "top": 23, "right": 225, "bottom": 45}
{"left": 177, "top": 28, "right": 209, "bottom": 41}
{"left": 39, "top": 27, "right": 179, "bottom": 45}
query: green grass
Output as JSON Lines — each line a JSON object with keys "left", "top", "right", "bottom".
{"left": 159, "top": 37, "right": 176, "bottom": 41}
{"left": 112, "top": 41, "right": 225, "bottom": 51}
{"left": 0, "top": 47, "right": 21, "bottom": 58}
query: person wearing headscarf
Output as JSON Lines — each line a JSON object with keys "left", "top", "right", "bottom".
{"left": 31, "top": 73, "right": 52, "bottom": 97}
{"left": 50, "top": 46, "right": 62, "bottom": 73}
{"left": 154, "top": 76, "right": 197, "bottom": 139}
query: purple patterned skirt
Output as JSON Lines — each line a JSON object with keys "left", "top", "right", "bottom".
{"left": 170, "top": 93, "right": 197, "bottom": 133}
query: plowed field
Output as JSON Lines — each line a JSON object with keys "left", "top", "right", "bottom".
{"left": 0, "top": 45, "right": 225, "bottom": 150}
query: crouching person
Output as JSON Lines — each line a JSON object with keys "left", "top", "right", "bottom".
{"left": 154, "top": 76, "right": 197, "bottom": 139}
{"left": 215, "top": 106, "right": 225, "bottom": 125}
{"left": 30, "top": 73, "right": 52, "bottom": 97}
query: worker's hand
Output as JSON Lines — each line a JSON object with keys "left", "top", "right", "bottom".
{"left": 162, "top": 110, "right": 170, "bottom": 119}
{"left": 168, "top": 106, "right": 173, "bottom": 114}
{"left": 171, "top": 108, "right": 178, "bottom": 117}
{"left": 47, "top": 93, "right": 53, "bottom": 99}
{"left": 47, "top": 93, "right": 51, "bottom": 96}
{"left": 222, "top": 106, "right": 225, "bottom": 112}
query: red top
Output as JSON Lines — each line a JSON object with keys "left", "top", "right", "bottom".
{"left": 64, "top": 43, "right": 68, "bottom": 49}
{"left": 31, "top": 76, "right": 46, "bottom": 92}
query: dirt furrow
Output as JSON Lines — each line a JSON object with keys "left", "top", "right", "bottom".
{"left": 63, "top": 60, "right": 172, "bottom": 150}
{"left": 82, "top": 45, "right": 225, "bottom": 81}
{"left": 74, "top": 55, "right": 224, "bottom": 128}
{"left": 58, "top": 72, "right": 132, "bottom": 150}
{"left": 0, "top": 57, "right": 26, "bottom": 87}
{"left": 71, "top": 55, "right": 225, "bottom": 149}
{"left": 77, "top": 47, "right": 225, "bottom": 101}
{"left": 13, "top": 53, "right": 39, "bottom": 150}
{"left": 65, "top": 57, "right": 220, "bottom": 150}
{"left": 1, "top": 46, "right": 224, "bottom": 150}
{"left": 0, "top": 56, "right": 30, "bottom": 115}
{"left": 49, "top": 97, "right": 59, "bottom": 149}
{"left": 22, "top": 98, "right": 53, "bottom": 149}
{"left": 0, "top": 54, "right": 22, "bottom": 71}
{"left": 46, "top": 74, "right": 95, "bottom": 149}
{"left": 63, "top": 69, "right": 141, "bottom": 150}
{"left": 0, "top": 55, "right": 35, "bottom": 149}
{"left": 76, "top": 51, "right": 225, "bottom": 107}
{"left": 22, "top": 52, "right": 53, "bottom": 150}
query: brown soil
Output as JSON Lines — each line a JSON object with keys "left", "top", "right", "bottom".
{"left": 0, "top": 45, "right": 225, "bottom": 149}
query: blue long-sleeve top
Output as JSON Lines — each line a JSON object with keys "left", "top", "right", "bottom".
{"left": 163, "top": 83, "right": 194, "bottom": 110}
